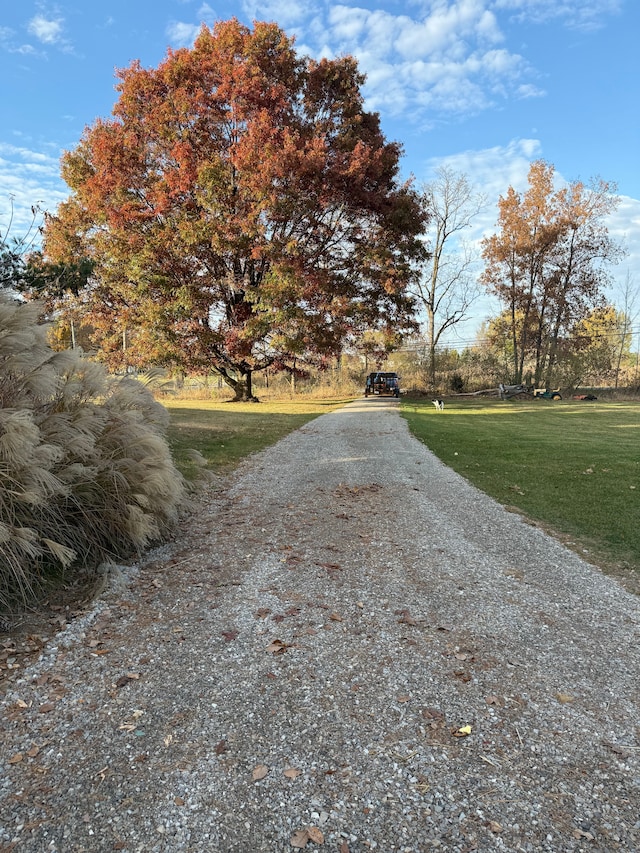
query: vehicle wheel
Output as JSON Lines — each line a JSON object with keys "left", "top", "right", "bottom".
{"left": 552, "top": 393, "right": 562, "bottom": 400}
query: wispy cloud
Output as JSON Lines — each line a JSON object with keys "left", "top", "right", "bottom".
{"left": 0, "top": 142, "right": 67, "bottom": 239}
{"left": 492, "top": 0, "right": 623, "bottom": 32}
{"left": 0, "top": 24, "right": 38, "bottom": 56}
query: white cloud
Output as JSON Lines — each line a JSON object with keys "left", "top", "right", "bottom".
{"left": 421, "top": 139, "right": 543, "bottom": 238}
{"left": 298, "top": 2, "right": 538, "bottom": 122}
{"left": 166, "top": 4, "right": 218, "bottom": 47}
{"left": 607, "top": 195, "right": 640, "bottom": 287}
{"left": 241, "top": 0, "right": 313, "bottom": 28}
{"left": 516, "top": 82, "right": 546, "bottom": 98}
{"left": 27, "top": 14, "right": 64, "bottom": 45}
{"left": 165, "top": 21, "right": 202, "bottom": 47}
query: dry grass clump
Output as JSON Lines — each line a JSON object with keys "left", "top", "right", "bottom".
{"left": 0, "top": 295, "right": 187, "bottom": 610}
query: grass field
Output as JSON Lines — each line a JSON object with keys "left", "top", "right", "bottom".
{"left": 163, "top": 397, "right": 353, "bottom": 477}
{"left": 401, "top": 397, "right": 640, "bottom": 574}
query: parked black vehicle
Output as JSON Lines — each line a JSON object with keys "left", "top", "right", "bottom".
{"left": 364, "top": 372, "right": 400, "bottom": 398}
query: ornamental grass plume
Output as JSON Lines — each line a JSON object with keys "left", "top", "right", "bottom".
{"left": 0, "top": 294, "right": 187, "bottom": 610}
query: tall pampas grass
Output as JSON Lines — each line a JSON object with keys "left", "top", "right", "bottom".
{"left": 0, "top": 294, "right": 187, "bottom": 609}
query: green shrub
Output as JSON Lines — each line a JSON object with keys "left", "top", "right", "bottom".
{"left": 0, "top": 295, "right": 187, "bottom": 609}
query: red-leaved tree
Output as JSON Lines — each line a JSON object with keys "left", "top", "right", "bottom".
{"left": 44, "top": 19, "right": 425, "bottom": 399}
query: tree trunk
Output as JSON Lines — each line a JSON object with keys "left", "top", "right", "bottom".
{"left": 216, "top": 366, "right": 259, "bottom": 402}
{"left": 427, "top": 307, "right": 436, "bottom": 389}
{"left": 231, "top": 369, "right": 258, "bottom": 401}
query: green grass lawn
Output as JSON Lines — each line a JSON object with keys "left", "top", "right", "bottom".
{"left": 163, "top": 397, "right": 353, "bottom": 477}
{"left": 401, "top": 397, "right": 640, "bottom": 573}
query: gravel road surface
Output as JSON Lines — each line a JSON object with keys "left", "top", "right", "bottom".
{"left": 1, "top": 398, "right": 639, "bottom": 853}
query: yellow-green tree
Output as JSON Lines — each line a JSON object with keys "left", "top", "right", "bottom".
{"left": 570, "top": 305, "right": 633, "bottom": 386}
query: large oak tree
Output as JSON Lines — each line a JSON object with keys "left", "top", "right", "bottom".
{"left": 44, "top": 20, "right": 425, "bottom": 398}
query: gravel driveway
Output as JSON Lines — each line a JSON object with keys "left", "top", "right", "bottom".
{"left": 1, "top": 398, "right": 639, "bottom": 853}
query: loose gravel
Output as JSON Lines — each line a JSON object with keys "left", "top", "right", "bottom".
{"left": 1, "top": 398, "right": 639, "bottom": 853}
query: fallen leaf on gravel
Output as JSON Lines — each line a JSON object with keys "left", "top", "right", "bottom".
{"left": 397, "top": 695, "right": 410, "bottom": 703}
{"left": 266, "top": 639, "right": 289, "bottom": 655}
{"left": 252, "top": 764, "right": 269, "bottom": 781}
{"left": 255, "top": 608, "right": 271, "bottom": 618}
{"left": 284, "top": 767, "right": 302, "bottom": 778}
{"left": 38, "top": 702, "right": 55, "bottom": 713}
{"left": 9, "top": 752, "right": 23, "bottom": 764}
{"left": 221, "top": 630, "right": 239, "bottom": 642}
{"left": 453, "top": 670, "right": 472, "bottom": 683}
{"left": 307, "top": 825, "right": 324, "bottom": 844}
{"left": 452, "top": 725, "right": 472, "bottom": 737}
{"left": 26, "top": 745, "right": 40, "bottom": 757}
{"left": 174, "top": 796, "right": 185, "bottom": 806}
{"left": 291, "top": 829, "right": 309, "bottom": 848}
{"left": 487, "top": 821, "right": 503, "bottom": 833}
{"left": 573, "top": 829, "right": 595, "bottom": 841}
{"left": 395, "top": 609, "right": 417, "bottom": 626}
{"left": 339, "top": 842, "right": 350, "bottom": 853}
{"left": 214, "top": 740, "right": 227, "bottom": 755}
{"left": 556, "top": 693, "right": 575, "bottom": 703}
{"left": 485, "top": 695, "right": 501, "bottom": 706}
{"left": 603, "top": 741, "right": 632, "bottom": 757}
{"left": 91, "top": 649, "right": 111, "bottom": 656}
{"left": 421, "top": 707, "right": 444, "bottom": 720}
{"left": 329, "top": 613, "right": 342, "bottom": 622}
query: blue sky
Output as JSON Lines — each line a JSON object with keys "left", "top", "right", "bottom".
{"left": 1, "top": 0, "right": 638, "bottom": 343}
